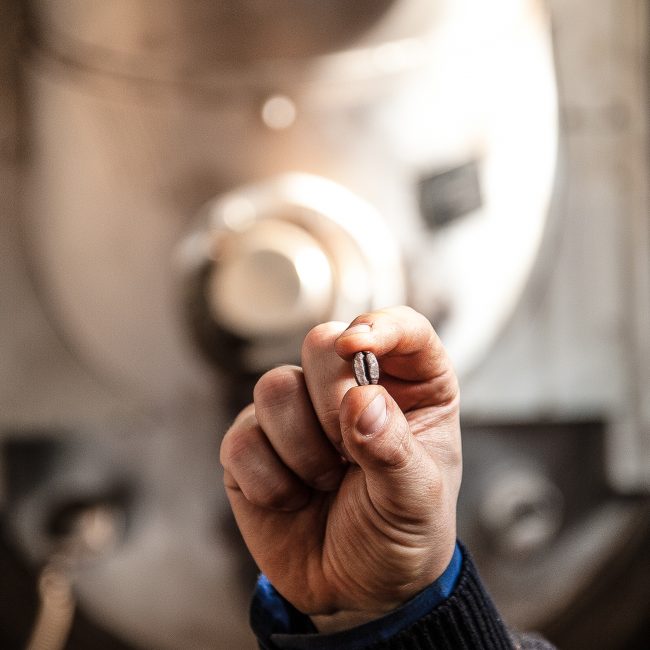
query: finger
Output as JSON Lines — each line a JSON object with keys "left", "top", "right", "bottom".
{"left": 301, "top": 321, "right": 356, "bottom": 448}
{"left": 220, "top": 405, "right": 311, "bottom": 511}
{"left": 339, "top": 384, "right": 446, "bottom": 525}
{"left": 335, "top": 306, "right": 458, "bottom": 408}
{"left": 254, "top": 366, "right": 346, "bottom": 491}
{"left": 341, "top": 386, "right": 460, "bottom": 530}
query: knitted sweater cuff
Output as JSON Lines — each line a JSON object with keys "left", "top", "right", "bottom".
{"left": 365, "top": 544, "right": 514, "bottom": 649}
{"left": 352, "top": 547, "right": 513, "bottom": 650}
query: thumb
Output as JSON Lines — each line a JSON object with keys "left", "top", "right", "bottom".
{"left": 339, "top": 386, "right": 438, "bottom": 524}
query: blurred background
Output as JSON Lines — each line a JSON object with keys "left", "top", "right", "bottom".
{"left": 0, "top": 0, "right": 648, "bottom": 648}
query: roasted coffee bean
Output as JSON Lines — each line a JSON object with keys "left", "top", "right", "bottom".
{"left": 353, "top": 351, "right": 379, "bottom": 386}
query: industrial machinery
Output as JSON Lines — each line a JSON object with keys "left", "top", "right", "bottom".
{"left": 1, "top": 1, "right": 648, "bottom": 648}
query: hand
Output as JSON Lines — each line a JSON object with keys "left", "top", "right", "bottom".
{"left": 220, "top": 306, "right": 462, "bottom": 633}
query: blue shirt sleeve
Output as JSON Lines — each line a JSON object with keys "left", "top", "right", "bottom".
{"left": 251, "top": 543, "right": 463, "bottom": 650}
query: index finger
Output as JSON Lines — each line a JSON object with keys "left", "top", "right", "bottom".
{"left": 334, "top": 306, "right": 458, "bottom": 409}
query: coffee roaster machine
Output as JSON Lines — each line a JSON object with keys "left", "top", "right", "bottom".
{"left": 1, "top": 1, "right": 648, "bottom": 648}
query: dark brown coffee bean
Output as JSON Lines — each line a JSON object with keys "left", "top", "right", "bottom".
{"left": 353, "top": 351, "right": 379, "bottom": 386}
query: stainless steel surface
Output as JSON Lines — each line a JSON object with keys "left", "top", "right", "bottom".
{"left": 460, "top": 0, "right": 650, "bottom": 493}
{"left": 21, "top": 0, "right": 558, "bottom": 399}
{"left": 28, "top": 0, "right": 414, "bottom": 73}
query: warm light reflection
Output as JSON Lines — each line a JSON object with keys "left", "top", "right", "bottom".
{"left": 293, "top": 245, "right": 332, "bottom": 305}
{"left": 261, "top": 95, "right": 297, "bottom": 130}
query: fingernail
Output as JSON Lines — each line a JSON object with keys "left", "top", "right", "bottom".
{"left": 313, "top": 468, "right": 343, "bottom": 491}
{"left": 339, "top": 323, "right": 372, "bottom": 338}
{"left": 357, "top": 394, "right": 387, "bottom": 437}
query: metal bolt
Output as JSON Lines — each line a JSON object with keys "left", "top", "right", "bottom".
{"left": 480, "top": 468, "right": 563, "bottom": 556}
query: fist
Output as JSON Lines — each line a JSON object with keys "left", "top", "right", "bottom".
{"left": 220, "top": 306, "right": 462, "bottom": 632}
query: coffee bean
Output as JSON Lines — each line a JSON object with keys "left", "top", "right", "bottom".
{"left": 353, "top": 351, "right": 379, "bottom": 386}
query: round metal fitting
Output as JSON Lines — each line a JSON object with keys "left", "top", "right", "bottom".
{"left": 178, "top": 173, "right": 405, "bottom": 372}
{"left": 479, "top": 467, "right": 564, "bottom": 557}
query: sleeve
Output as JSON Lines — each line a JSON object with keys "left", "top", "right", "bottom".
{"left": 250, "top": 542, "right": 554, "bottom": 650}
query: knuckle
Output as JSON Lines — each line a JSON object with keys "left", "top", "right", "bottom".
{"left": 381, "top": 427, "right": 413, "bottom": 470}
{"left": 220, "top": 420, "right": 259, "bottom": 469}
{"left": 433, "top": 368, "right": 460, "bottom": 406}
{"left": 254, "top": 366, "right": 302, "bottom": 410}
{"left": 358, "top": 421, "right": 412, "bottom": 471}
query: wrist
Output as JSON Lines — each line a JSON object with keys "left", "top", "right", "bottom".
{"left": 251, "top": 545, "right": 464, "bottom": 647}
{"left": 310, "top": 541, "right": 459, "bottom": 634}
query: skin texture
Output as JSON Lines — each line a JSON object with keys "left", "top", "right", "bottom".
{"left": 220, "top": 306, "right": 462, "bottom": 633}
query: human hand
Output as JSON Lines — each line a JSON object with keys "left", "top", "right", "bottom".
{"left": 220, "top": 306, "right": 462, "bottom": 633}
